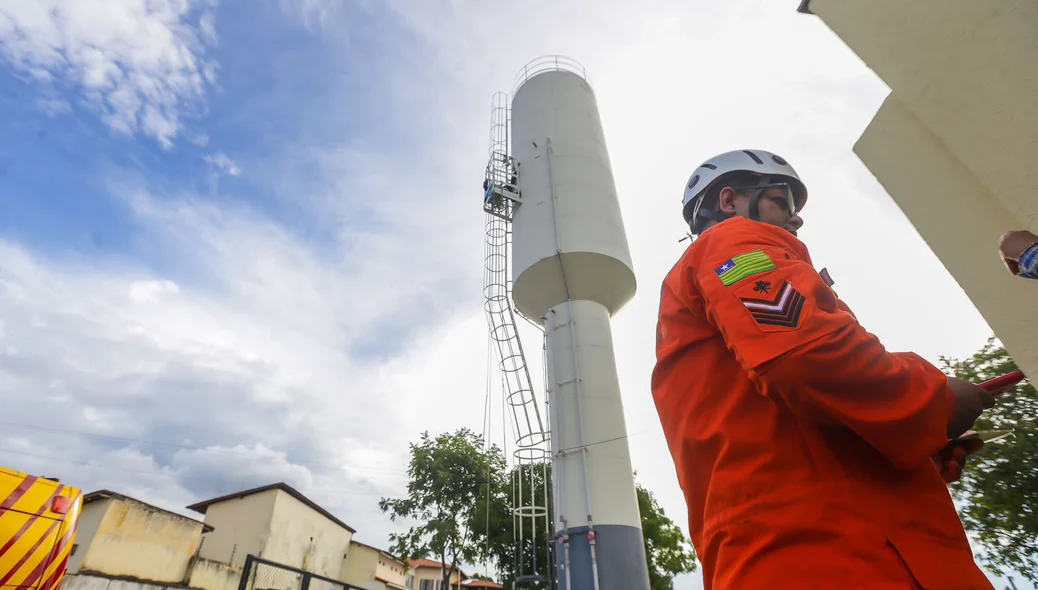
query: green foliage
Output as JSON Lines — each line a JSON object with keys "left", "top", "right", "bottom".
{"left": 479, "top": 462, "right": 697, "bottom": 590}
{"left": 379, "top": 428, "right": 508, "bottom": 589}
{"left": 941, "top": 337, "right": 1038, "bottom": 582}
{"left": 637, "top": 483, "right": 698, "bottom": 590}
{"left": 381, "top": 429, "right": 698, "bottom": 589}
{"left": 478, "top": 461, "right": 555, "bottom": 589}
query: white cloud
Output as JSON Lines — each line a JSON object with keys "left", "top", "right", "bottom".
{"left": 0, "top": 0, "right": 218, "bottom": 147}
{"left": 0, "top": 180, "right": 484, "bottom": 533}
{"left": 204, "top": 152, "right": 242, "bottom": 176}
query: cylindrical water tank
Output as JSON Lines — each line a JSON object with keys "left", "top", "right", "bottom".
{"left": 546, "top": 299, "right": 649, "bottom": 590}
{"left": 510, "top": 62, "right": 636, "bottom": 321}
{"left": 546, "top": 300, "right": 641, "bottom": 532}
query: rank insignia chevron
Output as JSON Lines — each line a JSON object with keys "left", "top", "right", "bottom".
{"left": 739, "top": 281, "right": 805, "bottom": 327}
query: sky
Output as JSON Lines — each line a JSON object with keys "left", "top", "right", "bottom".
{"left": 0, "top": 1, "right": 1025, "bottom": 589}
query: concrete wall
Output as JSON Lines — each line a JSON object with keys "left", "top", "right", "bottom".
{"left": 68, "top": 499, "right": 112, "bottom": 574}
{"left": 341, "top": 543, "right": 379, "bottom": 590}
{"left": 260, "top": 491, "right": 353, "bottom": 579}
{"left": 61, "top": 573, "right": 196, "bottom": 590}
{"left": 853, "top": 97, "right": 1038, "bottom": 372}
{"left": 74, "top": 499, "right": 205, "bottom": 584}
{"left": 187, "top": 557, "right": 243, "bottom": 590}
{"left": 342, "top": 543, "right": 406, "bottom": 590}
{"left": 196, "top": 489, "right": 278, "bottom": 568}
{"left": 373, "top": 554, "right": 406, "bottom": 589}
{"left": 806, "top": 0, "right": 1038, "bottom": 375}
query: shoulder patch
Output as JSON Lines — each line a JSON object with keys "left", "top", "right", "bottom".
{"left": 714, "top": 250, "right": 776, "bottom": 286}
{"left": 739, "top": 280, "right": 805, "bottom": 327}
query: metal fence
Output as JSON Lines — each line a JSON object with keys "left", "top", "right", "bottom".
{"left": 238, "top": 555, "right": 364, "bottom": 590}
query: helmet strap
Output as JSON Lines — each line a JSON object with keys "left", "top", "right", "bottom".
{"left": 697, "top": 207, "right": 731, "bottom": 225}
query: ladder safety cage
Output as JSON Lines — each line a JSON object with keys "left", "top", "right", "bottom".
{"left": 482, "top": 91, "right": 555, "bottom": 589}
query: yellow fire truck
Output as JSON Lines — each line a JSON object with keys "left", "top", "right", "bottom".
{"left": 0, "top": 465, "right": 82, "bottom": 590}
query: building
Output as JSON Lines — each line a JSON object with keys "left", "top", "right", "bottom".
{"left": 186, "top": 482, "right": 356, "bottom": 580}
{"left": 405, "top": 558, "right": 463, "bottom": 590}
{"left": 799, "top": 1, "right": 1038, "bottom": 377}
{"left": 57, "top": 482, "right": 428, "bottom": 590}
{"left": 459, "top": 580, "right": 503, "bottom": 589}
{"left": 63, "top": 489, "right": 211, "bottom": 589}
{"left": 341, "top": 540, "right": 407, "bottom": 590}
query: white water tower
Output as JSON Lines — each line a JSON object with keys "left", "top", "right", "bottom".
{"left": 508, "top": 56, "right": 649, "bottom": 590}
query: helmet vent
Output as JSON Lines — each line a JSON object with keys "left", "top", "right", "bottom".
{"left": 699, "top": 163, "right": 717, "bottom": 170}
{"left": 742, "top": 150, "right": 764, "bottom": 165}
{"left": 772, "top": 154, "right": 788, "bottom": 166}
{"left": 687, "top": 174, "right": 700, "bottom": 189}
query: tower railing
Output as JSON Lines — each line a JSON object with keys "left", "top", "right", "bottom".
{"left": 512, "top": 55, "right": 590, "bottom": 95}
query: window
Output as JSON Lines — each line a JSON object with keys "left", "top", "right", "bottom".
{"left": 419, "top": 581, "right": 436, "bottom": 590}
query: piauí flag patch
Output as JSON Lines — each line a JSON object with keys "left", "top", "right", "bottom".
{"left": 739, "top": 281, "right": 805, "bottom": 327}
{"left": 714, "top": 250, "right": 776, "bottom": 286}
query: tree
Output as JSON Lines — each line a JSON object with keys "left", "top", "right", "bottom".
{"left": 637, "top": 482, "right": 698, "bottom": 590}
{"left": 941, "top": 337, "right": 1038, "bottom": 582}
{"left": 476, "top": 461, "right": 554, "bottom": 589}
{"left": 382, "top": 430, "right": 698, "bottom": 589}
{"left": 478, "top": 462, "right": 697, "bottom": 590}
{"left": 379, "top": 428, "right": 508, "bottom": 590}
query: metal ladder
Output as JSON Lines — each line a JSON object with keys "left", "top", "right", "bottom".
{"left": 482, "top": 92, "right": 554, "bottom": 588}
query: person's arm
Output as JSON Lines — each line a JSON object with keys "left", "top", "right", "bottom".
{"left": 690, "top": 222, "right": 952, "bottom": 470}
{"left": 999, "top": 230, "right": 1038, "bottom": 278}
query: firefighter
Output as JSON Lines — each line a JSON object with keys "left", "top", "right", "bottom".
{"left": 652, "top": 149, "right": 997, "bottom": 589}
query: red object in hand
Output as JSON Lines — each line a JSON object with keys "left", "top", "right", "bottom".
{"left": 978, "top": 371, "right": 1025, "bottom": 395}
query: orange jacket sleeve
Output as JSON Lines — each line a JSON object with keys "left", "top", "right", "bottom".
{"left": 690, "top": 219, "right": 954, "bottom": 470}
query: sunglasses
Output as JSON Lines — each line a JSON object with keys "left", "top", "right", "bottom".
{"left": 729, "top": 181, "right": 798, "bottom": 216}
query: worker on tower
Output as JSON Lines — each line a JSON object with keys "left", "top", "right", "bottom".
{"left": 652, "top": 149, "right": 998, "bottom": 589}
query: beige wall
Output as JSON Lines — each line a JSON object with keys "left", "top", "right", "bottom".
{"left": 411, "top": 567, "right": 461, "bottom": 590}
{"left": 261, "top": 491, "right": 354, "bottom": 579}
{"left": 807, "top": 0, "right": 1038, "bottom": 376}
{"left": 341, "top": 542, "right": 406, "bottom": 590}
{"left": 374, "top": 553, "right": 406, "bottom": 588}
{"left": 196, "top": 489, "right": 278, "bottom": 567}
{"left": 67, "top": 499, "right": 111, "bottom": 574}
{"left": 187, "top": 556, "right": 244, "bottom": 590}
{"left": 72, "top": 499, "right": 205, "bottom": 584}
{"left": 341, "top": 543, "right": 378, "bottom": 589}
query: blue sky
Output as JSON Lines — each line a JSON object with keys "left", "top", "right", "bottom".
{"left": 0, "top": 1, "right": 1027, "bottom": 589}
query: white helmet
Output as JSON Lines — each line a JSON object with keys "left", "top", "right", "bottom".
{"left": 682, "top": 149, "right": 808, "bottom": 231}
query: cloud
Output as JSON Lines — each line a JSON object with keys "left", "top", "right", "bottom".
{"left": 0, "top": 0, "right": 218, "bottom": 147}
{"left": 204, "top": 152, "right": 242, "bottom": 176}
{"left": 0, "top": 176, "right": 485, "bottom": 530}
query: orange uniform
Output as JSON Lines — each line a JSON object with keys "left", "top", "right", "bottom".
{"left": 652, "top": 216, "right": 993, "bottom": 589}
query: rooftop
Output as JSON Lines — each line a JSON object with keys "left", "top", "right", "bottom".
{"left": 461, "top": 580, "right": 504, "bottom": 589}
{"left": 185, "top": 482, "right": 356, "bottom": 533}
{"left": 407, "top": 558, "right": 466, "bottom": 576}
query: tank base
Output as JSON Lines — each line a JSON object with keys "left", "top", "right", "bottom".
{"left": 555, "top": 524, "right": 651, "bottom": 590}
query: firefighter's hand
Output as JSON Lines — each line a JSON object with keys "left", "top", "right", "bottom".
{"left": 946, "top": 377, "right": 996, "bottom": 439}
{"left": 932, "top": 437, "right": 984, "bottom": 483}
